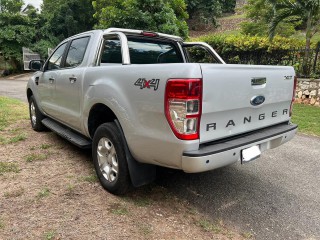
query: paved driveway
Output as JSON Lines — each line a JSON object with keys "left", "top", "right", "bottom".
{"left": 1, "top": 76, "right": 319, "bottom": 239}
{"left": 157, "top": 133, "right": 320, "bottom": 240}
{"left": 0, "top": 74, "right": 30, "bottom": 102}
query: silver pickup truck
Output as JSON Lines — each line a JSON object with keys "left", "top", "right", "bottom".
{"left": 27, "top": 28, "right": 298, "bottom": 194}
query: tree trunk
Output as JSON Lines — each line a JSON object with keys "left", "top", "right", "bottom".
{"left": 303, "top": 11, "right": 312, "bottom": 76}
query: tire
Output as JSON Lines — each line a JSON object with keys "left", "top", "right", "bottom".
{"left": 92, "top": 122, "right": 131, "bottom": 195}
{"left": 29, "top": 95, "right": 46, "bottom": 132}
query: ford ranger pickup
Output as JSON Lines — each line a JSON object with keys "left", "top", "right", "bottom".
{"left": 27, "top": 28, "right": 298, "bottom": 194}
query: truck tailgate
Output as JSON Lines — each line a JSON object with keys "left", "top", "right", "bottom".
{"left": 200, "top": 64, "right": 295, "bottom": 143}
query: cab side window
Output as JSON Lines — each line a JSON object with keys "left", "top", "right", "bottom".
{"left": 47, "top": 42, "right": 67, "bottom": 70}
{"left": 65, "top": 37, "right": 90, "bottom": 68}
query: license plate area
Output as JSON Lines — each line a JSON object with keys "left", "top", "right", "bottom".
{"left": 241, "top": 145, "right": 261, "bottom": 164}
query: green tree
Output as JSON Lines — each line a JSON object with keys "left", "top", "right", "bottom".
{"left": 186, "top": 0, "right": 222, "bottom": 27}
{"left": 220, "top": 0, "right": 236, "bottom": 13}
{"left": 241, "top": 0, "right": 298, "bottom": 37}
{"left": 269, "top": 0, "right": 320, "bottom": 74}
{"left": 39, "top": 0, "right": 95, "bottom": 46}
{"left": 0, "top": 0, "right": 23, "bottom": 13}
{"left": 0, "top": 0, "right": 37, "bottom": 70}
{"left": 93, "top": 0, "right": 189, "bottom": 38}
{"left": 34, "top": 0, "right": 96, "bottom": 57}
{"left": 269, "top": 0, "right": 320, "bottom": 50}
{"left": 185, "top": 0, "right": 236, "bottom": 29}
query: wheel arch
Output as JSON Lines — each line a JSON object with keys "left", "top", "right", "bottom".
{"left": 26, "top": 88, "right": 33, "bottom": 102}
{"left": 87, "top": 103, "right": 156, "bottom": 188}
{"left": 87, "top": 103, "right": 118, "bottom": 138}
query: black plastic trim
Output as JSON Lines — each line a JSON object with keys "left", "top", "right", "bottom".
{"left": 42, "top": 118, "right": 92, "bottom": 149}
{"left": 114, "top": 120, "right": 156, "bottom": 187}
{"left": 183, "top": 123, "right": 298, "bottom": 157}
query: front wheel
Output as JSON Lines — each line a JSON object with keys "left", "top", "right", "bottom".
{"left": 29, "top": 96, "right": 46, "bottom": 132}
{"left": 92, "top": 122, "right": 131, "bottom": 195}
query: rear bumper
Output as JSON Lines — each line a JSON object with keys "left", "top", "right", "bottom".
{"left": 182, "top": 122, "right": 297, "bottom": 173}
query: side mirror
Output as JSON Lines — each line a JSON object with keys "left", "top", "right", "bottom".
{"left": 29, "top": 60, "right": 44, "bottom": 71}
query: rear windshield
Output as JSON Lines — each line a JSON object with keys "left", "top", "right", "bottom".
{"left": 101, "top": 38, "right": 183, "bottom": 64}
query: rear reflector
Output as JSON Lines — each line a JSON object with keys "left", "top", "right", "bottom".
{"left": 290, "top": 76, "right": 298, "bottom": 117}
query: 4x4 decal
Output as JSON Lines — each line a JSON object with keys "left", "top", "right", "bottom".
{"left": 134, "top": 78, "right": 160, "bottom": 91}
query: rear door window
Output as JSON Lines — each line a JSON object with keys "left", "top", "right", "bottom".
{"left": 100, "top": 38, "right": 183, "bottom": 64}
{"left": 128, "top": 39, "right": 183, "bottom": 64}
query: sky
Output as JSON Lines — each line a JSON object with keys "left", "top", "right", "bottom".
{"left": 23, "top": 0, "right": 43, "bottom": 10}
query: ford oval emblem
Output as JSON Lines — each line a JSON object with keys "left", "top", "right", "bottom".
{"left": 250, "top": 96, "right": 265, "bottom": 106}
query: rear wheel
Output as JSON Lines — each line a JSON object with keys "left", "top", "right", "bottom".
{"left": 92, "top": 122, "right": 131, "bottom": 195}
{"left": 29, "top": 96, "right": 46, "bottom": 132}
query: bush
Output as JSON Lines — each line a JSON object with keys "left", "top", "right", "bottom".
{"left": 197, "top": 34, "right": 305, "bottom": 53}
{"left": 193, "top": 34, "right": 320, "bottom": 78}
{"left": 241, "top": 21, "right": 296, "bottom": 38}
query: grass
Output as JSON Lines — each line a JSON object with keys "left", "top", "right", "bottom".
{"left": 197, "top": 219, "right": 222, "bottom": 234}
{"left": 25, "top": 153, "right": 48, "bottom": 162}
{"left": 0, "top": 96, "right": 28, "bottom": 131}
{"left": 110, "top": 203, "right": 129, "bottom": 215}
{"left": 220, "top": 13, "right": 245, "bottom": 20}
{"left": 0, "top": 133, "right": 27, "bottom": 145}
{"left": 0, "top": 162, "right": 19, "bottom": 175}
{"left": 37, "top": 187, "right": 50, "bottom": 199}
{"left": 242, "top": 232, "right": 254, "bottom": 239}
{"left": 0, "top": 218, "right": 4, "bottom": 229}
{"left": 291, "top": 31, "right": 320, "bottom": 45}
{"left": 0, "top": 96, "right": 28, "bottom": 144}
{"left": 291, "top": 104, "right": 320, "bottom": 136}
{"left": 44, "top": 230, "right": 56, "bottom": 240}
{"left": 7, "top": 134, "right": 27, "bottom": 144}
{"left": 40, "top": 144, "right": 52, "bottom": 150}
{"left": 81, "top": 174, "right": 98, "bottom": 183}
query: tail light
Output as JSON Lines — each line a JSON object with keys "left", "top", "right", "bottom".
{"left": 165, "top": 79, "right": 202, "bottom": 140}
{"left": 290, "top": 76, "right": 298, "bottom": 117}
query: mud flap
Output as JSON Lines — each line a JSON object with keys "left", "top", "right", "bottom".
{"left": 114, "top": 120, "right": 156, "bottom": 187}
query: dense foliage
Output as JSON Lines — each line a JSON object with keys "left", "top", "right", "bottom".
{"left": 41, "top": 0, "right": 96, "bottom": 43}
{"left": 197, "top": 34, "right": 306, "bottom": 53}
{"left": 195, "top": 34, "right": 320, "bottom": 77}
{"left": 92, "top": 0, "right": 189, "bottom": 38}
{"left": 0, "top": 0, "right": 96, "bottom": 70}
{"left": 0, "top": 0, "right": 37, "bottom": 70}
{"left": 0, "top": 0, "right": 238, "bottom": 70}
{"left": 33, "top": 0, "right": 96, "bottom": 57}
{"left": 269, "top": 0, "right": 320, "bottom": 47}
{"left": 268, "top": 0, "right": 320, "bottom": 75}
{"left": 241, "top": 0, "right": 300, "bottom": 37}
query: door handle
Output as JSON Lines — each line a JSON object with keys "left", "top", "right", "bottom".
{"left": 69, "top": 76, "right": 77, "bottom": 83}
{"left": 49, "top": 77, "right": 55, "bottom": 83}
